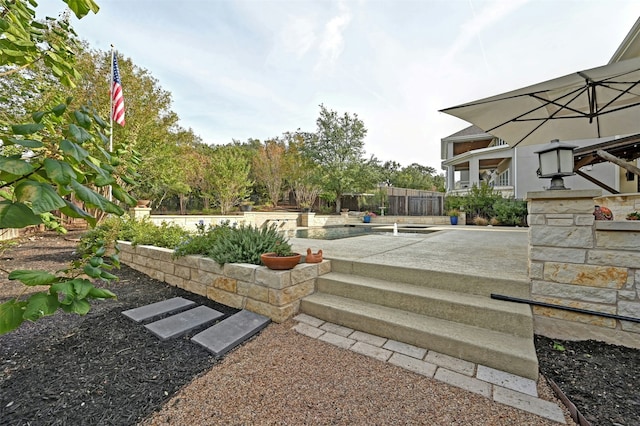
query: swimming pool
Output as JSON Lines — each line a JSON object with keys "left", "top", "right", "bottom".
{"left": 291, "top": 226, "right": 373, "bottom": 240}
{"left": 290, "top": 225, "right": 439, "bottom": 240}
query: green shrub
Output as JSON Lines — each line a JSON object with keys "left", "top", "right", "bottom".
{"left": 173, "top": 221, "right": 232, "bottom": 258}
{"left": 492, "top": 198, "right": 528, "bottom": 226}
{"left": 117, "top": 217, "right": 190, "bottom": 248}
{"left": 80, "top": 216, "right": 191, "bottom": 253}
{"left": 77, "top": 216, "right": 124, "bottom": 257}
{"left": 207, "top": 224, "right": 291, "bottom": 265}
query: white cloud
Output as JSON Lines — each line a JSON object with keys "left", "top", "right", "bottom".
{"left": 316, "top": 1, "right": 353, "bottom": 73}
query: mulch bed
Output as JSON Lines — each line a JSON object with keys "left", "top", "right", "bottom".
{"left": 535, "top": 335, "right": 640, "bottom": 426}
{"left": 0, "top": 232, "right": 238, "bottom": 425}
{"left": 1, "top": 231, "right": 639, "bottom": 425}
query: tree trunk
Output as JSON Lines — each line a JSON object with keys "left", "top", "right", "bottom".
{"left": 335, "top": 196, "right": 342, "bottom": 214}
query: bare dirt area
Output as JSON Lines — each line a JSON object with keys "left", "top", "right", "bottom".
{"left": 0, "top": 231, "right": 637, "bottom": 425}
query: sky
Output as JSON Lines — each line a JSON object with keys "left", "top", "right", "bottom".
{"left": 37, "top": 0, "right": 640, "bottom": 171}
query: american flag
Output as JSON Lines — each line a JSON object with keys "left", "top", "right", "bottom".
{"left": 111, "top": 54, "right": 125, "bottom": 126}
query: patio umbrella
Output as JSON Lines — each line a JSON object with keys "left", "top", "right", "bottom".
{"left": 440, "top": 56, "right": 640, "bottom": 147}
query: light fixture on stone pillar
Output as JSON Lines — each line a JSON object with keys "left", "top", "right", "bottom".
{"left": 534, "top": 139, "right": 576, "bottom": 190}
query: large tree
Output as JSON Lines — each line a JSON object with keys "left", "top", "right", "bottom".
{"left": 388, "top": 163, "right": 446, "bottom": 192}
{"left": 0, "top": 0, "right": 135, "bottom": 334}
{"left": 206, "top": 144, "right": 252, "bottom": 214}
{"left": 252, "top": 138, "right": 286, "bottom": 208}
{"left": 283, "top": 131, "right": 322, "bottom": 210}
{"left": 303, "top": 105, "right": 375, "bottom": 213}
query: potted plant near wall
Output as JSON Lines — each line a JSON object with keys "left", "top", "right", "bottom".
{"left": 363, "top": 211, "right": 376, "bottom": 223}
{"left": 447, "top": 209, "right": 460, "bottom": 225}
{"left": 260, "top": 240, "right": 302, "bottom": 270}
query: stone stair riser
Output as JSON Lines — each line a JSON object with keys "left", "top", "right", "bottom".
{"left": 301, "top": 295, "right": 538, "bottom": 380}
{"left": 329, "top": 260, "right": 530, "bottom": 299}
{"left": 317, "top": 276, "right": 533, "bottom": 338}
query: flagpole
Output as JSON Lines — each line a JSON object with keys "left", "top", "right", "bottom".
{"left": 108, "top": 45, "right": 114, "bottom": 202}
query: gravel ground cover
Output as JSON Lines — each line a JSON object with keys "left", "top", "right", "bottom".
{"left": 0, "top": 231, "right": 635, "bottom": 425}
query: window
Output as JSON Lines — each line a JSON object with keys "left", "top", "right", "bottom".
{"left": 497, "top": 169, "right": 510, "bottom": 186}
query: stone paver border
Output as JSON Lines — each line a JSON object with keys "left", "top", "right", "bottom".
{"left": 293, "top": 313, "right": 566, "bottom": 424}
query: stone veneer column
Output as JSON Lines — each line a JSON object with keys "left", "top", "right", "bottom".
{"left": 526, "top": 189, "right": 640, "bottom": 347}
{"left": 527, "top": 189, "right": 603, "bottom": 321}
{"left": 129, "top": 207, "right": 151, "bottom": 220}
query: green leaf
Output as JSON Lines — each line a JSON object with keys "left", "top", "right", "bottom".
{"left": 67, "top": 123, "right": 92, "bottom": 143}
{"left": 70, "top": 180, "right": 123, "bottom": 215}
{"left": 51, "top": 103, "right": 67, "bottom": 116}
{"left": 74, "top": 110, "right": 92, "bottom": 129}
{"left": 14, "top": 181, "right": 66, "bottom": 215}
{"left": 44, "top": 158, "right": 77, "bottom": 185}
{"left": 83, "top": 264, "right": 102, "bottom": 278}
{"left": 51, "top": 281, "right": 74, "bottom": 305}
{"left": 89, "top": 257, "right": 103, "bottom": 267}
{"left": 60, "top": 139, "right": 89, "bottom": 162}
{"left": 111, "top": 186, "right": 137, "bottom": 206}
{"left": 72, "top": 279, "right": 94, "bottom": 299}
{"left": 59, "top": 199, "right": 96, "bottom": 228}
{"left": 0, "top": 156, "right": 34, "bottom": 176}
{"left": 0, "top": 201, "right": 42, "bottom": 228}
{"left": 64, "top": 0, "right": 100, "bottom": 19}
{"left": 8, "top": 270, "right": 58, "bottom": 286}
{"left": 32, "top": 111, "right": 46, "bottom": 123}
{"left": 93, "top": 114, "right": 107, "bottom": 128}
{"left": 7, "top": 138, "right": 43, "bottom": 149}
{"left": 61, "top": 298, "right": 91, "bottom": 315}
{"left": 88, "top": 287, "right": 117, "bottom": 299}
{"left": 11, "top": 123, "right": 44, "bottom": 135}
{"left": 0, "top": 300, "right": 27, "bottom": 334}
{"left": 23, "top": 293, "right": 60, "bottom": 321}
{"left": 99, "top": 270, "right": 118, "bottom": 281}
{"left": 109, "top": 253, "right": 120, "bottom": 268}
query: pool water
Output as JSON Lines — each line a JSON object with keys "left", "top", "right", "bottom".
{"left": 292, "top": 226, "right": 373, "bottom": 240}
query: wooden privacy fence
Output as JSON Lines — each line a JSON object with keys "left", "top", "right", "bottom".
{"left": 387, "top": 195, "right": 443, "bottom": 216}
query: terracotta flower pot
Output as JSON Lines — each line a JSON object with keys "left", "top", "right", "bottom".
{"left": 260, "top": 252, "right": 302, "bottom": 270}
{"left": 305, "top": 248, "right": 323, "bottom": 263}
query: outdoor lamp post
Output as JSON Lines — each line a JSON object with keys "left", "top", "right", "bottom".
{"left": 534, "top": 139, "right": 577, "bottom": 190}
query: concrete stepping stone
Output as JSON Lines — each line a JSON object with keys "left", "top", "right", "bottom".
{"left": 122, "top": 297, "right": 196, "bottom": 323}
{"left": 144, "top": 306, "right": 224, "bottom": 340}
{"left": 191, "top": 310, "right": 270, "bottom": 357}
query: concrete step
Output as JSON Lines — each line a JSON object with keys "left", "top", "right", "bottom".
{"left": 300, "top": 292, "right": 538, "bottom": 380}
{"left": 329, "top": 259, "right": 530, "bottom": 299}
{"left": 122, "top": 297, "right": 196, "bottom": 323}
{"left": 192, "top": 310, "right": 270, "bottom": 357}
{"left": 144, "top": 306, "right": 224, "bottom": 340}
{"left": 317, "top": 272, "right": 533, "bottom": 338}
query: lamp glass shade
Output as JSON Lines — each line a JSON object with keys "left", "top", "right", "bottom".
{"left": 535, "top": 140, "right": 576, "bottom": 178}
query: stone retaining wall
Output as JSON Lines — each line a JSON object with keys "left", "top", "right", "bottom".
{"left": 117, "top": 241, "right": 330, "bottom": 323}
{"left": 527, "top": 189, "right": 640, "bottom": 345}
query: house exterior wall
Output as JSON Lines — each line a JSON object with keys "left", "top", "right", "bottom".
{"left": 514, "top": 145, "right": 618, "bottom": 198}
{"left": 442, "top": 132, "right": 622, "bottom": 199}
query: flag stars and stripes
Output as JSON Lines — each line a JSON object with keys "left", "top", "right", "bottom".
{"left": 111, "top": 54, "right": 125, "bottom": 126}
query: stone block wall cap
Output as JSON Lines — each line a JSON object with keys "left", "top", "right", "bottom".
{"left": 595, "top": 221, "right": 640, "bottom": 231}
{"left": 525, "top": 189, "right": 602, "bottom": 201}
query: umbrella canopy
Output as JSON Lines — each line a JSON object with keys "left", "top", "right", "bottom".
{"left": 440, "top": 56, "right": 640, "bottom": 147}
